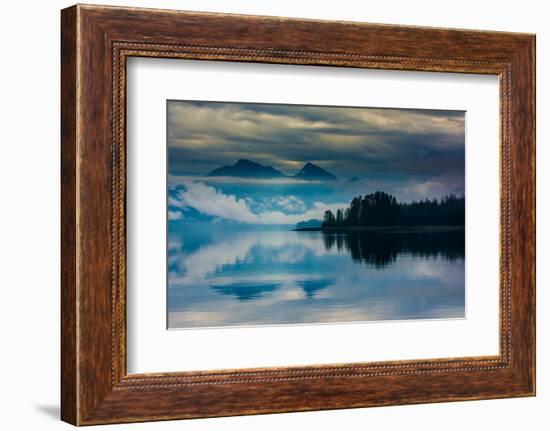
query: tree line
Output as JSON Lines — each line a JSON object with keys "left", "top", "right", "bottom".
{"left": 322, "top": 191, "right": 465, "bottom": 227}
{"left": 321, "top": 230, "right": 464, "bottom": 267}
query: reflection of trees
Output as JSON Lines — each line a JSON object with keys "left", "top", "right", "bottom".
{"left": 322, "top": 230, "right": 464, "bottom": 269}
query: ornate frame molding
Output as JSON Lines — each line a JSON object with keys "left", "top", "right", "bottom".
{"left": 61, "top": 5, "right": 535, "bottom": 425}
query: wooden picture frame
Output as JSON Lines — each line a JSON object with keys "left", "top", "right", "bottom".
{"left": 61, "top": 4, "right": 535, "bottom": 425}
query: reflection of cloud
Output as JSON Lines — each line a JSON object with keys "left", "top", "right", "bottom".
{"left": 169, "top": 231, "right": 338, "bottom": 286}
{"left": 408, "top": 257, "right": 464, "bottom": 280}
{"left": 170, "top": 235, "right": 255, "bottom": 284}
{"left": 168, "top": 229, "right": 465, "bottom": 328}
{"left": 272, "top": 246, "right": 306, "bottom": 264}
{"left": 271, "top": 286, "right": 307, "bottom": 301}
{"left": 171, "top": 179, "right": 346, "bottom": 225}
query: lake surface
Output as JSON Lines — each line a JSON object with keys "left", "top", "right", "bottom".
{"left": 167, "top": 224, "right": 465, "bottom": 329}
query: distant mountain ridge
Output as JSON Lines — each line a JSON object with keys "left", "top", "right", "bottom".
{"left": 293, "top": 162, "right": 339, "bottom": 181}
{"left": 295, "top": 219, "right": 322, "bottom": 229}
{"left": 206, "top": 159, "right": 339, "bottom": 181}
{"left": 206, "top": 159, "right": 285, "bottom": 179}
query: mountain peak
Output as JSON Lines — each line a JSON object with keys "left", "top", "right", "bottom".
{"left": 235, "top": 159, "right": 259, "bottom": 167}
{"left": 294, "top": 162, "right": 339, "bottom": 181}
{"left": 206, "top": 159, "right": 339, "bottom": 181}
{"left": 206, "top": 159, "right": 285, "bottom": 179}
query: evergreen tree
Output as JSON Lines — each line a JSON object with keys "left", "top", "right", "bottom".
{"left": 322, "top": 210, "right": 336, "bottom": 227}
{"left": 321, "top": 192, "right": 465, "bottom": 228}
{"left": 336, "top": 208, "right": 344, "bottom": 226}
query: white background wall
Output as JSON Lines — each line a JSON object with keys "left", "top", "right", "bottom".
{"left": 0, "top": 0, "right": 546, "bottom": 429}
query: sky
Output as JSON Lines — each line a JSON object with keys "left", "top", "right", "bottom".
{"left": 167, "top": 100, "right": 465, "bottom": 225}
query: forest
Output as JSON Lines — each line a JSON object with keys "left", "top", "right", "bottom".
{"left": 321, "top": 191, "right": 465, "bottom": 228}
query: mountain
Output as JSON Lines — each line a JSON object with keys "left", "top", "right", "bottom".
{"left": 206, "top": 159, "right": 285, "bottom": 179}
{"left": 206, "top": 159, "right": 339, "bottom": 181}
{"left": 293, "top": 162, "right": 339, "bottom": 181}
{"left": 295, "top": 219, "right": 322, "bottom": 229}
{"left": 346, "top": 176, "right": 363, "bottom": 184}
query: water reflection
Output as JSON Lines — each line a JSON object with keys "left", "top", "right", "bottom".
{"left": 167, "top": 225, "right": 465, "bottom": 329}
{"left": 211, "top": 282, "right": 281, "bottom": 301}
{"left": 320, "top": 230, "right": 464, "bottom": 268}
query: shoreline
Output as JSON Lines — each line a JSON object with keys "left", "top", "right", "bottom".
{"left": 293, "top": 226, "right": 465, "bottom": 233}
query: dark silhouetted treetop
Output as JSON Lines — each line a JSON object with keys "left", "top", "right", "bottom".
{"left": 321, "top": 191, "right": 465, "bottom": 227}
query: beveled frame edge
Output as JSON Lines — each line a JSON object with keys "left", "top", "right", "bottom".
{"left": 61, "top": 4, "right": 535, "bottom": 426}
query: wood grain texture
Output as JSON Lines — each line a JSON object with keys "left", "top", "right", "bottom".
{"left": 60, "top": 4, "right": 535, "bottom": 425}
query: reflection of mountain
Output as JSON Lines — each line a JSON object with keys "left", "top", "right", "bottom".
{"left": 206, "top": 159, "right": 285, "bottom": 178}
{"left": 206, "top": 159, "right": 339, "bottom": 182}
{"left": 211, "top": 278, "right": 334, "bottom": 301}
{"left": 168, "top": 227, "right": 465, "bottom": 327}
{"left": 295, "top": 279, "right": 333, "bottom": 298}
{"left": 211, "top": 282, "right": 281, "bottom": 301}
{"left": 293, "top": 162, "right": 339, "bottom": 181}
{"left": 320, "top": 230, "right": 464, "bottom": 269}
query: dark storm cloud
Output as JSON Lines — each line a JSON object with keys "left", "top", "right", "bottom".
{"left": 167, "top": 100, "right": 465, "bottom": 195}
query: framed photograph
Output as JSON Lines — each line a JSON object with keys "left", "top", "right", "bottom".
{"left": 164, "top": 100, "right": 467, "bottom": 330}
{"left": 61, "top": 4, "right": 535, "bottom": 425}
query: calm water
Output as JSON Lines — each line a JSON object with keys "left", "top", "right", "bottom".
{"left": 167, "top": 224, "right": 465, "bottom": 329}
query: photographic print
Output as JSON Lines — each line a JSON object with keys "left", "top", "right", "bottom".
{"left": 167, "top": 100, "right": 465, "bottom": 329}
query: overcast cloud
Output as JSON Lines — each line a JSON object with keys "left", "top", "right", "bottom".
{"left": 167, "top": 100, "right": 465, "bottom": 218}
{"left": 168, "top": 100, "right": 465, "bottom": 185}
